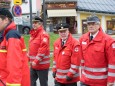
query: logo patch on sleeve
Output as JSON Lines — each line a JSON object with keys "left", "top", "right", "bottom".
{"left": 43, "top": 38, "right": 47, "bottom": 42}
{"left": 74, "top": 47, "right": 79, "bottom": 52}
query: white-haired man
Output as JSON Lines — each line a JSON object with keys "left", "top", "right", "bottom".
{"left": 80, "top": 15, "right": 115, "bottom": 86}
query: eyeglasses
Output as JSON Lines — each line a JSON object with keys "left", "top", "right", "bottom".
{"left": 58, "top": 30, "right": 68, "bottom": 33}
{"left": 32, "top": 21, "right": 38, "bottom": 24}
{"left": 87, "top": 22, "right": 99, "bottom": 26}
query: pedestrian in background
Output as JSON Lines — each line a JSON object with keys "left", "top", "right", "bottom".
{"left": 52, "top": 23, "right": 81, "bottom": 86}
{"left": 79, "top": 15, "right": 115, "bottom": 86}
{"left": 28, "top": 16, "right": 50, "bottom": 86}
{"left": 0, "top": 8, "right": 30, "bottom": 86}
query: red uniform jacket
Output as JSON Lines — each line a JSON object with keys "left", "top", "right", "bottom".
{"left": 0, "top": 22, "right": 30, "bottom": 86}
{"left": 28, "top": 26, "right": 50, "bottom": 70}
{"left": 52, "top": 33, "right": 81, "bottom": 84}
{"left": 80, "top": 28, "right": 115, "bottom": 86}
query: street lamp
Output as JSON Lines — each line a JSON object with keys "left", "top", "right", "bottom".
{"left": 43, "top": 0, "right": 46, "bottom": 30}
{"left": 29, "top": 0, "right": 32, "bottom": 29}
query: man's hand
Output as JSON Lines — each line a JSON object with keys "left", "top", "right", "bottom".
{"left": 52, "top": 72, "right": 56, "bottom": 78}
{"left": 32, "top": 62, "right": 36, "bottom": 66}
{"left": 107, "top": 82, "right": 114, "bottom": 86}
{"left": 66, "top": 76, "right": 72, "bottom": 81}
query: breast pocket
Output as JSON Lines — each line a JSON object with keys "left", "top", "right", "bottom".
{"left": 82, "top": 41, "right": 87, "bottom": 51}
{"left": 94, "top": 45, "right": 104, "bottom": 52}
{"left": 61, "top": 50, "right": 72, "bottom": 65}
{"left": 63, "top": 51, "right": 71, "bottom": 56}
{"left": 82, "top": 44, "right": 87, "bottom": 56}
{"left": 94, "top": 45, "right": 105, "bottom": 62}
{"left": 33, "top": 38, "right": 40, "bottom": 44}
{"left": 82, "top": 44, "right": 87, "bottom": 50}
{"left": 30, "top": 39, "right": 41, "bottom": 49}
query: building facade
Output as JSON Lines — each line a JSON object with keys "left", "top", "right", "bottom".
{"left": 1, "top": 0, "right": 115, "bottom": 35}
{"left": 77, "top": 0, "right": 115, "bottom": 34}
{"left": 45, "top": 0, "right": 77, "bottom": 33}
{"left": 45, "top": 0, "right": 115, "bottom": 34}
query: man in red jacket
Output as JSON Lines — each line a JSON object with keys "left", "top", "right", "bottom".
{"left": 80, "top": 15, "right": 115, "bottom": 86}
{"left": 28, "top": 16, "right": 50, "bottom": 86}
{"left": 52, "top": 23, "right": 81, "bottom": 86}
{"left": 0, "top": 8, "right": 30, "bottom": 86}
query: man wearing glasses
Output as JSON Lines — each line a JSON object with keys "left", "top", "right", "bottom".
{"left": 79, "top": 15, "right": 115, "bottom": 86}
{"left": 28, "top": 16, "right": 50, "bottom": 86}
{"left": 52, "top": 23, "right": 81, "bottom": 86}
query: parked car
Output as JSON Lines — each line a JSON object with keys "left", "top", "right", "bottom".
{"left": 18, "top": 17, "right": 31, "bottom": 34}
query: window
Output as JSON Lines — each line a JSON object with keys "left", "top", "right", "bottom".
{"left": 82, "top": 20, "right": 88, "bottom": 34}
{"left": 107, "top": 20, "right": 115, "bottom": 34}
{"left": 22, "top": 0, "right": 28, "bottom": 3}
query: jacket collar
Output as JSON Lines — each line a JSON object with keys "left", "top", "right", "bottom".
{"left": 30, "top": 25, "right": 44, "bottom": 38}
{"left": 3, "top": 22, "right": 16, "bottom": 36}
{"left": 93, "top": 27, "right": 104, "bottom": 42}
{"left": 65, "top": 33, "right": 72, "bottom": 46}
{"left": 83, "top": 27, "right": 104, "bottom": 42}
{"left": 36, "top": 25, "right": 44, "bottom": 33}
{"left": 59, "top": 33, "right": 72, "bottom": 47}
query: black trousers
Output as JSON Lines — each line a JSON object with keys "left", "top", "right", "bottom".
{"left": 30, "top": 68, "right": 49, "bottom": 86}
{"left": 54, "top": 80, "right": 77, "bottom": 86}
{"left": 80, "top": 82, "right": 90, "bottom": 86}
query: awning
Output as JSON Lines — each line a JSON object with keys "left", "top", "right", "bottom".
{"left": 47, "top": 9, "right": 77, "bottom": 17}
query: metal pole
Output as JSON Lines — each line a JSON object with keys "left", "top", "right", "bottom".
{"left": 29, "top": 0, "right": 32, "bottom": 29}
{"left": 43, "top": 0, "right": 46, "bottom": 30}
